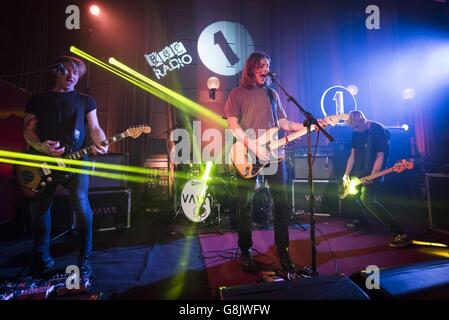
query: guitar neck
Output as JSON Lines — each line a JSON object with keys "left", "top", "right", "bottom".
{"left": 360, "top": 167, "right": 395, "bottom": 183}
{"left": 65, "top": 132, "right": 128, "bottom": 160}
{"left": 275, "top": 127, "right": 313, "bottom": 148}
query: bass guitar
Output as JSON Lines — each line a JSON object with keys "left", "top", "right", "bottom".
{"left": 339, "top": 159, "right": 414, "bottom": 199}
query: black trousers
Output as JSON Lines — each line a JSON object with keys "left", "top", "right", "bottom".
{"left": 355, "top": 183, "right": 402, "bottom": 235}
{"left": 29, "top": 172, "right": 93, "bottom": 261}
{"left": 235, "top": 161, "right": 290, "bottom": 251}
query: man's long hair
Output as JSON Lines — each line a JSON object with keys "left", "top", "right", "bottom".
{"left": 240, "top": 52, "right": 270, "bottom": 88}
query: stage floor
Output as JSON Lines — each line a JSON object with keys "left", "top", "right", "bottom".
{"left": 0, "top": 214, "right": 448, "bottom": 300}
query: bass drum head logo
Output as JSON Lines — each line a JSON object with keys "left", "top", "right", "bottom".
{"left": 181, "top": 179, "right": 211, "bottom": 223}
{"left": 197, "top": 21, "right": 254, "bottom": 76}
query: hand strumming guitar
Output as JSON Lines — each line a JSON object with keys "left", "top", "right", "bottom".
{"left": 38, "top": 140, "right": 65, "bottom": 157}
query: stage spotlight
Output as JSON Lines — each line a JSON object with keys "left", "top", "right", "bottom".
{"left": 401, "top": 124, "right": 409, "bottom": 131}
{"left": 402, "top": 88, "right": 415, "bottom": 100}
{"left": 347, "top": 84, "right": 358, "bottom": 96}
{"left": 90, "top": 5, "right": 100, "bottom": 16}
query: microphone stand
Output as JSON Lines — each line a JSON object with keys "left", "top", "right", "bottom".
{"left": 0, "top": 63, "right": 66, "bottom": 79}
{"left": 269, "top": 74, "right": 334, "bottom": 275}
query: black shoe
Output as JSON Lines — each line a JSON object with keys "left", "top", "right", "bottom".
{"left": 78, "top": 256, "right": 92, "bottom": 278}
{"left": 389, "top": 234, "right": 412, "bottom": 248}
{"left": 277, "top": 247, "right": 295, "bottom": 272}
{"left": 346, "top": 219, "right": 371, "bottom": 233}
{"left": 239, "top": 249, "right": 254, "bottom": 269}
{"left": 31, "top": 256, "right": 55, "bottom": 279}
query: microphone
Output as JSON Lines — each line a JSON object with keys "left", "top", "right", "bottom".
{"left": 53, "top": 63, "right": 67, "bottom": 75}
{"left": 265, "top": 72, "right": 276, "bottom": 78}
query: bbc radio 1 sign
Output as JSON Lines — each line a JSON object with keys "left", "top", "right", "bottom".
{"left": 144, "top": 21, "right": 254, "bottom": 79}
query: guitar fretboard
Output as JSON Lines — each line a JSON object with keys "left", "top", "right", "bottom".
{"left": 65, "top": 132, "right": 128, "bottom": 160}
{"left": 271, "top": 114, "right": 347, "bottom": 149}
{"left": 274, "top": 127, "right": 311, "bottom": 149}
{"left": 360, "top": 167, "right": 395, "bottom": 183}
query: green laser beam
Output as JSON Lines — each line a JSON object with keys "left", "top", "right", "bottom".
{"left": 0, "top": 157, "right": 150, "bottom": 183}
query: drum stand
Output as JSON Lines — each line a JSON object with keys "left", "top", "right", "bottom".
{"left": 208, "top": 201, "right": 224, "bottom": 235}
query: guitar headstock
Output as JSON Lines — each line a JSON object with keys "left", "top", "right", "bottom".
{"left": 323, "top": 114, "right": 350, "bottom": 126}
{"left": 126, "top": 125, "right": 152, "bottom": 139}
{"left": 393, "top": 159, "right": 414, "bottom": 173}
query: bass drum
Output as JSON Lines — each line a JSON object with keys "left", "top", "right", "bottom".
{"left": 206, "top": 177, "right": 234, "bottom": 211}
{"left": 180, "top": 179, "right": 211, "bottom": 223}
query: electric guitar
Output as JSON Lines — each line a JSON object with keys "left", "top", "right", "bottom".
{"left": 230, "top": 114, "right": 349, "bottom": 179}
{"left": 339, "top": 159, "right": 414, "bottom": 199}
{"left": 14, "top": 125, "right": 151, "bottom": 198}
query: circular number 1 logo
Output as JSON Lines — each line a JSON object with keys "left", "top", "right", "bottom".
{"left": 320, "top": 86, "right": 358, "bottom": 117}
{"left": 197, "top": 21, "right": 254, "bottom": 76}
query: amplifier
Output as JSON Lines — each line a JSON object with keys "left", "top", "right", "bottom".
{"left": 52, "top": 188, "right": 131, "bottom": 232}
{"left": 426, "top": 173, "right": 449, "bottom": 233}
{"left": 88, "top": 153, "right": 129, "bottom": 190}
{"left": 141, "top": 155, "right": 170, "bottom": 216}
{"left": 294, "top": 156, "right": 335, "bottom": 180}
{"left": 292, "top": 179, "right": 340, "bottom": 216}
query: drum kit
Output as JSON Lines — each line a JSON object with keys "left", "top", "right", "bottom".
{"left": 174, "top": 163, "right": 273, "bottom": 228}
{"left": 174, "top": 164, "right": 236, "bottom": 224}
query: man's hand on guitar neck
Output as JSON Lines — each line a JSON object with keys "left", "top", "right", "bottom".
{"left": 38, "top": 140, "right": 65, "bottom": 157}
{"left": 91, "top": 143, "right": 108, "bottom": 155}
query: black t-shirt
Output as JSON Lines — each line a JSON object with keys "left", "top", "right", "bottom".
{"left": 351, "top": 121, "right": 390, "bottom": 179}
{"left": 25, "top": 91, "right": 96, "bottom": 153}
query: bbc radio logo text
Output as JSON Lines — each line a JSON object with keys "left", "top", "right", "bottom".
{"left": 145, "top": 42, "right": 193, "bottom": 79}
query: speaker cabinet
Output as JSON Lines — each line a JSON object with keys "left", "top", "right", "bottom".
{"left": 218, "top": 273, "right": 369, "bottom": 300}
{"left": 426, "top": 173, "right": 449, "bottom": 233}
{"left": 294, "top": 157, "right": 335, "bottom": 180}
{"left": 292, "top": 179, "right": 340, "bottom": 215}
{"left": 88, "top": 153, "right": 129, "bottom": 190}
{"left": 52, "top": 188, "right": 131, "bottom": 232}
{"left": 350, "top": 260, "right": 449, "bottom": 300}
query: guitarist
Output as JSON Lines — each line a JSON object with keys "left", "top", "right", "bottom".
{"left": 343, "top": 110, "right": 411, "bottom": 248}
{"left": 23, "top": 56, "right": 108, "bottom": 278}
{"left": 224, "top": 52, "right": 326, "bottom": 272}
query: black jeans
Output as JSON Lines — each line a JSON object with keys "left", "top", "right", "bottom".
{"left": 354, "top": 183, "right": 402, "bottom": 235}
{"left": 29, "top": 172, "right": 93, "bottom": 261}
{"left": 235, "top": 161, "right": 290, "bottom": 251}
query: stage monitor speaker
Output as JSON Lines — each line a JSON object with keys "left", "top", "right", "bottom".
{"left": 426, "top": 173, "right": 449, "bottom": 233}
{"left": 294, "top": 156, "right": 335, "bottom": 180}
{"left": 292, "top": 179, "right": 340, "bottom": 215}
{"left": 218, "top": 273, "right": 370, "bottom": 300}
{"left": 350, "top": 260, "right": 449, "bottom": 300}
{"left": 89, "top": 153, "right": 129, "bottom": 190}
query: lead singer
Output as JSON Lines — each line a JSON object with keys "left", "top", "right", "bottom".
{"left": 224, "top": 52, "right": 320, "bottom": 272}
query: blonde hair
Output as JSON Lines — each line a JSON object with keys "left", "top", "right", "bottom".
{"left": 347, "top": 110, "right": 367, "bottom": 127}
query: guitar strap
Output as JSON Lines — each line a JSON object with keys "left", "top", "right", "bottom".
{"left": 266, "top": 87, "right": 279, "bottom": 128}
{"left": 67, "top": 93, "right": 88, "bottom": 154}
{"left": 364, "top": 128, "right": 374, "bottom": 176}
